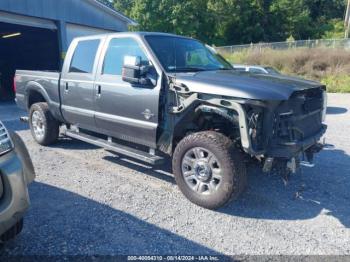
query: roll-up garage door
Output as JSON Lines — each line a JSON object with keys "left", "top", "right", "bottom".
{"left": 66, "top": 23, "right": 113, "bottom": 46}
{"left": 0, "top": 11, "right": 57, "bottom": 30}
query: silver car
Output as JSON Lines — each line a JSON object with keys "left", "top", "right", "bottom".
{"left": 0, "top": 121, "right": 35, "bottom": 243}
{"left": 233, "top": 64, "right": 280, "bottom": 75}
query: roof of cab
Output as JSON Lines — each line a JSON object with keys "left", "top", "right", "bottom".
{"left": 73, "top": 32, "right": 192, "bottom": 41}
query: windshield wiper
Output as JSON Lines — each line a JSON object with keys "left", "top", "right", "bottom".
{"left": 217, "top": 68, "right": 233, "bottom": 71}
{"left": 170, "top": 67, "right": 207, "bottom": 72}
{"left": 169, "top": 67, "right": 233, "bottom": 73}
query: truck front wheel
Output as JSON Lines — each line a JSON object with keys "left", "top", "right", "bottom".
{"left": 29, "top": 102, "right": 59, "bottom": 146}
{"left": 172, "top": 131, "right": 247, "bottom": 210}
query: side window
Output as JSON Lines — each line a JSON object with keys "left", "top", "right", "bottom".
{"left": 103, "top": 38, "right": 149, "bottom": 76}
{"left": 69, "top": 39, "right": 100, "bottom": 73}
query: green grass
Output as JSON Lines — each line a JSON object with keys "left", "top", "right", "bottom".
{"left": 321, "top": 75, "right": 350, "bottom": 93}
{"left": 221, "top": 48, "right": 350, "bottom": 93}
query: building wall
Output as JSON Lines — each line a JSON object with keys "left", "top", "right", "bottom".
{"left": 0, "top": 0, "right": 132, "bottom": 62}
{"left": 0, "top": 0, "right": 129, "bottom": 32}
{"left": 0, "top": 0, "right": 133, "bottom": 100}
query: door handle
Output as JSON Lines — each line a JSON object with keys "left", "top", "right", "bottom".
{"left": 96, "top": 85, "right": 102, "bottom": 97}
{"left": 64, "top": 82, "right": 69, "bottom": 93}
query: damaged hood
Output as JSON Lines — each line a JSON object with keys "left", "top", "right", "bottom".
{"left": 173, "top": 70, "right": 324, "bottom": 101}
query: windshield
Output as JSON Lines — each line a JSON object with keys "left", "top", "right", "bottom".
{"left": 145, "top": 35, "right": 233, "bottom": 72}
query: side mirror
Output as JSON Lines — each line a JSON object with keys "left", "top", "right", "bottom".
{"left": 122, "top": 55, "right": 155, "bottom": 86}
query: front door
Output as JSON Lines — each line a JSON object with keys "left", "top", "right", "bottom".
{"left": 94, "top": 36, "right": 161, "bottom": 148}
{"left": 60, "top": 37, "right": 104, "bottom": 129}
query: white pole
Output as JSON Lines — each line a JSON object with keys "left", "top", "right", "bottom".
{"left": 345, "top": 0, "right": 350, "bottom": 38}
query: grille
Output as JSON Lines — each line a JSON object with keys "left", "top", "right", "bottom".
{"left": 274, "top": 88, "right": 324, "bottom": 143}
{"left": 291, "top": 112, "right": 322, "bottom": 139}
{"left": 0, "top": 121, "right": 12, "bottom": 155}
{"left": 0, "top": 172, "right": 3, "bottom": 199}
{"left": 292, "top": 88, "right": 324, "bottom": 114}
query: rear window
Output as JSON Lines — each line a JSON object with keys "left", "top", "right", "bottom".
{"left": 69, "top": 39, "right": 100, "bottom": 73}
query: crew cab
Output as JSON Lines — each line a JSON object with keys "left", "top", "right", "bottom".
{"left": 15, "top": 32, "right": 327, "bottom": 209}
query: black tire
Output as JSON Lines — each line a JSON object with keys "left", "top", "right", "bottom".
{"left": 0, "top": 219, "right": 24, "bottom": 242}
{"left": 172, "top": 131, "right": 247, "bottom": 210}
{"left": 29, "top": 102, "right": 59, "bottom": 146}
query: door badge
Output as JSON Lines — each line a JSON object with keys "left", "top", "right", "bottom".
{"left": 142, "top": 109, "right": 154, "bottom": 120}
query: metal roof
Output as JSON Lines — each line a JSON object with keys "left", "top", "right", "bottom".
{"left": 91, "top": 0, "right": 138, "bottom": 26}
{"left": 0, "top": 0, "right": 137, "bottom": 32}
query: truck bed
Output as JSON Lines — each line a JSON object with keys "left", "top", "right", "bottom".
{"left": 15, "top": 70, "right": 62, "bottom": 120}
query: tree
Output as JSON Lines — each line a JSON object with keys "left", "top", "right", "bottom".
{"left": 322, "top": 19, "right": 346, "bottom": 39}
{"left": 268, "top": 0, "right": 313, "bottom": 40}
{"left": 305, "top": 0, "right": 346, "bottom": 20}
{"left": 113, "top": 0, "right": 216, "bottom": 43}
{"left": 207, "top": 0, "right": 262, "bottom": 45}
{"left": 111, "top": 0, "right": 346, "bottom": 45}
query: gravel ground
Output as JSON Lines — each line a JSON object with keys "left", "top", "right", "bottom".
{"left": 0, "top": 94, "right": 350, "bottom": 256}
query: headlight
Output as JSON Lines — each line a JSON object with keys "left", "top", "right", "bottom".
{"left": 0, "top": 121, "right": 13, "bottom": 156}
{"left": 322, "top": 91, "right": 328, "bottom": 122}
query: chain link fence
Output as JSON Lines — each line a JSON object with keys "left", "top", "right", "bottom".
{"left": 215, "top": 39, "right": 350, "bottom": 54}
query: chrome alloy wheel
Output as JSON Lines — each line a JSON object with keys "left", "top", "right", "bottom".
{"left": 31, "top": 111, "right": 45, "bottom": 140}
{"left": 181, "top": 147, "right": 223, "bottom": 195}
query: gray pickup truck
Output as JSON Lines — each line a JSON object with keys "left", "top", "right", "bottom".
{"left": 15, "top": 32, "right": 327, "bottom": 209}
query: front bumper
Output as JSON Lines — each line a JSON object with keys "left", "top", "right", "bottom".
{"left": 0, "top": 132, "right": 35, "bottom": 237}
{"left": 267, "top": 125, "right": 327, "bottom": 158}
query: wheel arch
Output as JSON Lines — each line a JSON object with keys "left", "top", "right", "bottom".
{"left": 25, "top": 82, "right": 64, "bottom": 122}
{"left": 158, "top": 95, "right": 252, "bottom": 156}
{"left": 25, "top": 82, "right": 50, "bottom": 109}
{"left": 172, "top": 104, "right": 241, "bottom": 151}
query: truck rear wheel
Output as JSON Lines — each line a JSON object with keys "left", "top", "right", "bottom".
{"left": 172, "top": 131, "right": 247, "bottom": 210}
{"left": 29, "top": 102, "right": 59, "bottom": 146}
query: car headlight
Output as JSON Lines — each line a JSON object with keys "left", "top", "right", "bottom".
{"left": 0, "top": 121, "right": 13, "bottom": 156}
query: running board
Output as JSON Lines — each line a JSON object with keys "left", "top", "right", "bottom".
{"left": 65, "top": 130, "right": 164, "bottom": 165}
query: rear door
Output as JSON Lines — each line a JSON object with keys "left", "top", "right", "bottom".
{"left": 60, "top": 36, "right": 105, "bottom": 129}
{"left": 93, "top": 35, "right": 162, "bottom": 148}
